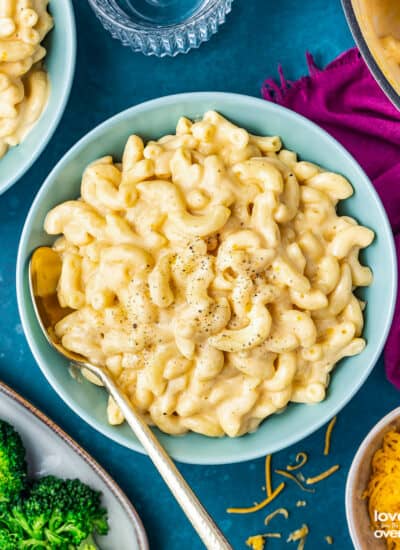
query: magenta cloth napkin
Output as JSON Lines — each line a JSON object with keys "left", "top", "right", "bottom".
{"left": 262, "top": 47, "right": 400, "bottom": 388}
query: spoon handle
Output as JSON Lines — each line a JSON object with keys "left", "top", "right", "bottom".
{"left": 98, "top": 370, "right": 232, "bottom": 550}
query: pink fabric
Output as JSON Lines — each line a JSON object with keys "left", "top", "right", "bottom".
{"left": 262, "top": 48, "right": 400, "bottom": 388}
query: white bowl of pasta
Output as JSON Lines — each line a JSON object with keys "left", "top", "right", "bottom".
{"left": 16, "top": 93, "right": 397, "bottom": 464}
{"left": 0, "top": 0, "right": 76, "bottom": 195}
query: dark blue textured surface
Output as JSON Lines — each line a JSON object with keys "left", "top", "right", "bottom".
{"left": 0, "top": 1, "right": 399, "bottom": 548}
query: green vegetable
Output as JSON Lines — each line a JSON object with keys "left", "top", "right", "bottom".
{"left": 2, "top": 476, "right": 108, "bottom": 548}
{"left": 78, "top": 533, "right": 99, "bottom": 549}
{"left": 0, "top": 419, "right": 109, "bottom": 548}
{"left": 0, "top": 527, "right": 21, "bottom": 549}
{"left": 0, "top": 419, "right": 27, "bottom": 504}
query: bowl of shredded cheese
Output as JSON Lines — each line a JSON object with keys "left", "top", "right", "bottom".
{"left": 346, "top": 407, "right": 400, "bottom": 549}
{"left": 0, "top": 1, "right": 76, "bottom": 195}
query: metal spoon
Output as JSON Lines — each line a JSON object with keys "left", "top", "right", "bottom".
{"left": 29, "top": 246, "right": 232, "bottom": 550}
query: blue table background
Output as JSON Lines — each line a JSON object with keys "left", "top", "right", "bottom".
{"left": 1, "top": 1, "right": 399, "bottom": 548}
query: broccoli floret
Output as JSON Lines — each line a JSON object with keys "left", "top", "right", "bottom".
{"left": 6, "top": 476, "right": 108, "bottom": 548}
{"left": 0, "top": 527, "right": 21, "bottom": 549}
{"left": 0, "top": 419, "right": 27, "bottom": 504}
{"left": 78, "top": 533, "right": 99, "bottom": 549}
{"left": 0, "top": 421, "right": 108, "bottom": 549}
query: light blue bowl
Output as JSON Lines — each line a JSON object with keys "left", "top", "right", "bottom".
{"left": 0, "top": 1, "right": 76, "bottom": 195}
{"left": 16, "top": 93, "right": 397, "bottom": 465}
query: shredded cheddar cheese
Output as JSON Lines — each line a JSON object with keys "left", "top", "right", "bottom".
{"left": 324, "top": 416, "right": 337, "bottom": 456}
{"left": 227, "top": 482, "right": 285, "bottom": 514}
{"left": 264, "top": 507, "right": 289, "bottom": 525}
{"left": 236, "top": 416, "right": 342, "bottom": 548}
{"left": 306, "top": 465, "right": 340, "bottom": 485}
{"left": 288, "top": 524, "right": 309, "bottom": 549}
{"left": 265, "top": 455, "right": 273, "bottom": 497}
{"left": 287, "top": 524, "right": 309, "bottom": 542}
{"left": 274, "top": 470, "right": 315, "bottom": 493}
{"left": 363, "top": 429, "right": 400, "bottom": 549}
{"left": 246, "top": 535, "right": 265, "bottom": 550}
{"left": 287, "top": 452, "right": 308, "bottom": 471}
{"left": 246, "top": 533, "right": 282, "bottom": 550}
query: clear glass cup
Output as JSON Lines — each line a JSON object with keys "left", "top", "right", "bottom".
{"left": 87, "top": 0, "right": 234, "bottom": 57}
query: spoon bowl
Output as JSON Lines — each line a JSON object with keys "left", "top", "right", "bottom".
{"left": 29, "top": 247, "right": 87, "bottom": 363}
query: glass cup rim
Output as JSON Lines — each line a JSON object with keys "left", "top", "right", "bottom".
{"left": 87, "top": 0, "right": 231, "bottom": 32}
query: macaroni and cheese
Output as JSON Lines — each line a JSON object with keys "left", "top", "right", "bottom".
{"left": 381, "top": 35, "right": 400, "bottom": 65}
{"left": 0, "top": 0, "right": 53, "bottom": 158}
{"left": 44, "top": 112, "right": 374, "bottom": 437}
{"left": 354, "top": 0, "right": 400, "bottom": 93}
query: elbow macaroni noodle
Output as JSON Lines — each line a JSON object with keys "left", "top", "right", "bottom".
{"left": 381, "top": 34, "right": 400, "bottom": 65}
{"left": 44, "top": 112, "right": 374, "bottom": 437}
{"left": 0, "top": 0, "right": 53, "bottom": 158}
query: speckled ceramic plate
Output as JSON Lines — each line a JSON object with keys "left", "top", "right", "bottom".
{"left": 0, "top": 381, "right": 148, "bottom": 550}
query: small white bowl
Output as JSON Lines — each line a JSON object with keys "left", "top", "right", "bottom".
{"left": 346, "top": 407, "right": 400, "bottom": 549}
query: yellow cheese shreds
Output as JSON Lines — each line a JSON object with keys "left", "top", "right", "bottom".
{"left": 364, "top": 430, "right": 400, "bottom": 549}
{"left": 296, "top": 500, "right": 307, "bottom": 507}
{"left": 306, "top": 464, "right": 340, "bottom": 485}
{"left": 288, "top": 524, "right": 309, "bottom": 549}
{"left": 325, "top": 535, "right": 333, "bottom": 544}
{"left": 287, "top": 452, "right": 308, "bottom": 471}
{"left": 274, "top": 470, "right": 315, "bottom": 493}
{"left": 287, "top": 524, "right": 309, "bottom": 542}
{"left": 227, "top": 482, "right": 285, "bottom": 514}
{"left": 246, "top": 533, "right": 282, "bottom": 550}
{"left": 246, "top": 535, "right": 265, "bottom": 550}
{"left": 264, "top": 507, "right": 289, "bottom": 525}
{"left": 324, "top": 416, "right": 337, "bottom": 456}
{"left": 265, "top": 454, "right": 272, "bottom": 497}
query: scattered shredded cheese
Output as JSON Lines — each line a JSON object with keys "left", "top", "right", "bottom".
{"left": 306, "top": 464, "right": 340, "bottom": 485}
{"left": 227, "top": 482, "right": 285, "bottom": 514}
{"left": 265, "top": 454, "right": 272, "bottom": 497}
{"left": 324, "top": 416, "right": 337, "bottom": 456}
{"left": 288, "top": 524, "right": 309, "bottom": 549}
{"left": 246, "top": 533, "right": 282, "bottom": 550}
{"left": 237, "top": 416, "right": 341, "bottom": 547}
{"left": 264, "top": 507, "right": 289, "bottom": 525}
{"left": 287, "top": 524, "right": 309, "bottom": 542}
{"left": 246, "top": 535, "right": 265, "bottom": 550}
{"left": 274, "top": 470, "right": 315, "bottom": 493}
{"left": 287, "top": 452, "right": 308, "bottom": 471}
